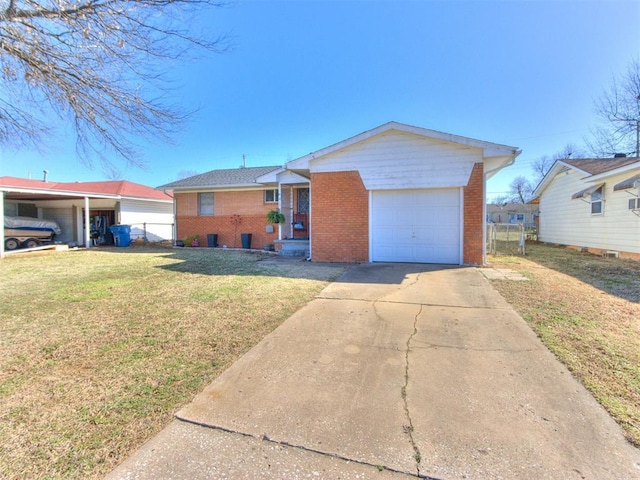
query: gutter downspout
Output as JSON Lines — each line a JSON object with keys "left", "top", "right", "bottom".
{"left": 483, "top": 150, "right": 521, "bottom": 265}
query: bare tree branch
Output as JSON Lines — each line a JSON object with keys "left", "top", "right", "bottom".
{"left": 0, "top": 0, "right": 230, "bottom": 173}
{"left": 508, "top": 175, "right": 534, "bottom": 204}
{"left": 588, "top": 58, "right": 640, "bottom": 157}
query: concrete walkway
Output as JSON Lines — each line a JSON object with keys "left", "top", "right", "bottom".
{"left": 106, "top": 264, "right": 640, "bottom": 479}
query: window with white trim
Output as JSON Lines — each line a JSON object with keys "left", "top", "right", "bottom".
{"left": 629, "top": 198, "right": 639, "bottom": 210}
{"left": 264, "top": 189, "right": 279, "bottom": 203}
{"left": 509, "top": 213, "right": 525, "bottom": 224}
{"left": 591, "top": 187, "right": 603, "bottom": 215}
{"left": 198, "top": 192, "right": 214, "bottom": 215}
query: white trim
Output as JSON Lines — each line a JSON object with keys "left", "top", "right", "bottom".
{"left": 0, "top": 186, "right": 116, "bottom": 199}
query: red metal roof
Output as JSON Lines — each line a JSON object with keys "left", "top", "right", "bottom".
{"left": 0, "top": 177, "right": 172, "bottom": 201}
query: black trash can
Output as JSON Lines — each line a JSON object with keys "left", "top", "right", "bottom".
{"left": 241, "top": 233, "right": 252, "bottom": 249}
{"left": 207, "top": 234, "right": 218, "bottom": 248}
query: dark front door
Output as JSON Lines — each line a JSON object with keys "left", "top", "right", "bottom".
{"left": 294, "top": 188, "right": 310, "bottom": 239}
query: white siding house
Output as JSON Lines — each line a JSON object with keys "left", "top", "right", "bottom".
{"left": 533, "top": 157, "right": 640, "bottom": 259}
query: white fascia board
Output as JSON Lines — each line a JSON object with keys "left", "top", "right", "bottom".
{"left": 255, "top": 168, "right": 285, "bottom": 184}
{"left": 119, "top": 196, "right": 173, "bottom": 204}
{"left": 0, "top": 186, "right": 116, "bottom": 199}
{"left": 276, "top": 170, "right": 310, "bottom": 185}
{"left": 484, "top": 152, "right": 522, "bottom": 180}
{"left": 532, "top": 160, "right": 585, "bottom": 197}
{"left": 587, "top": 162, "right": 640, "bottom": 182}
{"left": 285, "top": 121, "right": 519, "bottom": 170}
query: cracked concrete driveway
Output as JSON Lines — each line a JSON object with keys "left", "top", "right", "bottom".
{"left": 106, "top": 264, "right": 640, "bottom": 480}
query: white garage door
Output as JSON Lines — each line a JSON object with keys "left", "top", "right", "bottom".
{"left": 371, "top": 188, "right": 461, "bottom": 264}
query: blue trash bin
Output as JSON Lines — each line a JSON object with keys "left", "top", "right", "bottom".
{"left": 109, "top": 225, "right": 131, "bottom": 247}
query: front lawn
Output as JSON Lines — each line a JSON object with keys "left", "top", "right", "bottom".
{"left": 487, "top": 243, "right": 640, "bottom": 447}
{"left": 0, "top": 247, "right": 348, "bottom": 479}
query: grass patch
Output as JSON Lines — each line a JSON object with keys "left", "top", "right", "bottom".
{"left": 487, "top": 243, "right": 640, "bottom": 447}
{"left": 0, "top": 247, "right": 349, "bottom": 479}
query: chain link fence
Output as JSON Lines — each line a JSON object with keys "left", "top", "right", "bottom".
{"left": 487, "top": 223, "right": 525, "bottom": 255}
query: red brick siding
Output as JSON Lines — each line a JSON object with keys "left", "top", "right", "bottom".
{"left": 463, "top": 163, "right": 484, "bottom": 265}
{"left": 311, "top": 171, "right": 368, "bottom": 262}
{"left": 175, "top": 190, "right": 278, "bottom": 248}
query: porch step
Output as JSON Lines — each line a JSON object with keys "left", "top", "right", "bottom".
{"left": 277, "top": 241, "right": 310, "bottom": 258}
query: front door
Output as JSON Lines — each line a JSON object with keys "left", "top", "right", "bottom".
{"left": 293, "top": 188, "right": 310, "bottom": 239}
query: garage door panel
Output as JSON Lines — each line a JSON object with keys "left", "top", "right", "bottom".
{"left": 371, "top": 189, "right": 461, "bottom": 264}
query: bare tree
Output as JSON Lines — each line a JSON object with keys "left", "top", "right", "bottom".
{"left": 587, "top": 58, "right": 640, "bottom": 157}
{"left": 531, "top": 143, "right": 587, "bottom": 185}
{"left": 489, "top": 194, "right": 509, "bottom": 205}
{"left": 508, "top": 175, "right": 533, "bottom": 204}
{"left": 532, "top": 155, "right": 553, "bottom": 185}
{"left": 0, "top": 0, "right": 228, "bottom": 172}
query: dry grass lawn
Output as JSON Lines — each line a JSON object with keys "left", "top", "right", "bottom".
{"left": 487, "top": 243, "right": 640, "bottom": 447}
{"left": 0, "top": 247, "right": 349, "bottom": 480}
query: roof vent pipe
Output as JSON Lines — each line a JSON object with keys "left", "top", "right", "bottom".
{"left": 614, "top": 153, "right": 627, "bottom": 158}
{"left": 43, "top": 170, "right": 49, "bottom": 182}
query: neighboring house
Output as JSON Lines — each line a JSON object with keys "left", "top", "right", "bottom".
{"left": 160, "top": 122, "right": 520, "bottom": 265}
{"left": 532, "top": 156, "right": 640, "bottom": 260}
{"left": 486, "top": 202, "right": 539, "bottom": 229}
{"left": 0, "top": 177, "right": 174, "bottom": 251}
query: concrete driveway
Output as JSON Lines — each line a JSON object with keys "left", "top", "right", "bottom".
{"left": 106, "top": 264, "right": 640, "bottom": 479}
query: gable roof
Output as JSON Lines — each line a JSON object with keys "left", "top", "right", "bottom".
{"left": 157, "top": 166, "right": 281, "bottom": 191}
{"left": 285, "top": 121, "right": 520, "bottom": 172}
{"left": 533, "top": 157, "right": 640, "bottom": 197}
{"left": 0, "top": 177, "right": 172, "bottom": 201}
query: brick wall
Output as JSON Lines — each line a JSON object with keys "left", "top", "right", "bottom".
{"left": 463, "top": 162, "right": 484, "bottom": 265}
{"left": 175, "top": 190, "right": 279, "bottom": 249}
{"left": 311, "top": 171, "right": 369, "bottom": 262}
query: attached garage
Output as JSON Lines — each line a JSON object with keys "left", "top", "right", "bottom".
{"left": 283, "top": 122, "right": 520, "bottom": 265}
{"left": 370, "top": 188, "right": 461, "bottom": 264}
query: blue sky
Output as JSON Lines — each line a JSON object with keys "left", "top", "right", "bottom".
{"left": 1, "top": 0, "right": 639, "bottom": 199}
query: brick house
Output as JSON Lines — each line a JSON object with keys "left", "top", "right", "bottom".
{"left": 159, "top": 122, "right": 520, "bottom": 265}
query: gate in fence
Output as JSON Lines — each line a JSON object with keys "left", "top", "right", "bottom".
{"left": 487, "top": 223, "right": 525, "bottom": 255}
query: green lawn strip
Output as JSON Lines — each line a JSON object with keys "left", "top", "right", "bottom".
{"left": 0, "top": 248, "right": 347, "bottom": 479}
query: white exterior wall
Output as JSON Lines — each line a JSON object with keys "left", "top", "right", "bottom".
{"left": 540, "top": 169, "right": 640, "bottom": 254}
{"left": 309, "top": 131, "right": 482, "bottom": 190}
{"left": 20, "top": 197, "right": 173, "bottom": 244}
{"left": 40, "top": 207, "right": 75, "bottom": 243}
{"left": 119, "top": 199, "right": 174, "bottom": 242}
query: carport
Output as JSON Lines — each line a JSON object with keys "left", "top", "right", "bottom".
{"left": 0, "top": 185, "right": 114, "bottom": 259}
